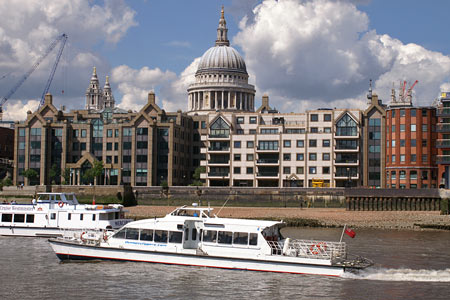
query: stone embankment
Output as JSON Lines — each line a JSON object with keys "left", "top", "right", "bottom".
{"left": 125, "top": 206, "right": 450, "bottom": 230}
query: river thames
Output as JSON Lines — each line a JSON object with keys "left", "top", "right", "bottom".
{"left": 1, "top": 228, "right": 449, "bottom": 300}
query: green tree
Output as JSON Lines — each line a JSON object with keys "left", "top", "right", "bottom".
{"left": 82, "top": 160, "right": 104, "bottom": 204}
{"left": 2, "top": 177, "right": 12, "bottom": 187}
{"left": 49, "top": 164, "right": 61, "bottom": 184}
{"left": 190, "top": 166, "right": 205, "bottom": 186}
{"left": 22, "top": 169, "right": 39, "bottom": 185}
{"left": 62, "top": 168, "right": 71, "bottom": 185}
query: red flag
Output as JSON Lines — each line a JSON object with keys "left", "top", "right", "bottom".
{"left": 345, "top": 228, "right": 356, "bottom": 238}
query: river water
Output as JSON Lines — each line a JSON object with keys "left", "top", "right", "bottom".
{"left": 1, "top": 228, "right": 450, "bottom": 300}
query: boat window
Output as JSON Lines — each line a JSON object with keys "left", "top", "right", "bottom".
{"left": 140, "top": 229, "right": 154, "bottom": 241}
{"left": 38, "top": 194, "right": 50, "bottom": 202}
{"left": 169, "top": 231, "right": 183, "bottom": 243}
{"left": 184, "top": 228, "right": 189, "bottom": 241}
{"left": 218, "top": 231, "right": 232, "bottom": 244}
{"left": 203, "top": 230, "right": 217, "bottom": 243}
{"left": 233, "top": 232, "right": 248, "bottom": 245}
{"left": 2, "top": 214, "right": 12, "bottom": 222}
{"left": 66, "top": 194, "right": 74, "bottom": 201}
{"left": 51, "top": 213, "right": 56, "bottom": 220}
{"left": 80, "top": 214, "right": 83, "bottom": 220}
{"left": 14, "top": 214, "right": 25, "bottom": 223}
{"left": 192, "top": 229, "right": 197, "bottom": 240}
{"left": 68, "top": 213, "right": 71, "bottom": 220}
{"left": 249, "top": 233, "right": 258, "bottom": 246}
{"left": 154, "top": 230, "right": 168, "bottom": 243}
{"left": 92, "top": 214, "right": 96, "bottom": 221}
{"left": 114, "top": 228, "right": 126, "bottom": 239}
{"left": 26, "top": 214, "right": 35, "bottom": 223}
{"left": 125, "top": 228, "right": 140, "bottom": 240}
{"left": 55, "top": 195, "right": 61, "bottom": 201}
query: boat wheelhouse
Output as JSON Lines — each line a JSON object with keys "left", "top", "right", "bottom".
{"left": 0, "top": 193, "right": 132, "bottom": 237}
{"left": 49, "top": 205, "right": 372, "bottom": 277}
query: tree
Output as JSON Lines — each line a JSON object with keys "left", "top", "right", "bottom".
{"left": 62, "top": 168, "right": 70, "bottom": 185}
{"left": 49, "top": 164, "right": 61, "bottom": 184}
{"left": 190, "top": 166, "right": 205, "bottom": 186}
{"left": 22, "top": 169, "right": 38, "bottom": 185}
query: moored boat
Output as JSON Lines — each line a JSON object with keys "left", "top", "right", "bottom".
{"left": 48, "top": 205, "right": 372, "bottom": 276}
{"left": 0, "top": 192, "right": 132, "bottom": 237}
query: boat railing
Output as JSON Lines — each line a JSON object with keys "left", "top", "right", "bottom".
{"left": 267, "top": 238, "right": 347, "bottom": 260}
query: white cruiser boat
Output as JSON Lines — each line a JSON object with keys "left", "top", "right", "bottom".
{"left": 49, "top": 205, "right": 372, "bottom": 277}
{"left": 0, "top": 193, "right": 132, "bottom": 237}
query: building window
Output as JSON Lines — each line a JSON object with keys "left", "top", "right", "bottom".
{"left": 296, "top": 153, "right": 304, "bottom": 161}
{"left": 234, "top": 141, "right": 241, "bottom": 148}
{"left": 411, "top": 139, "right": 416, "bottom": 147}
{"left": 324, "top": 114, "right": 331, "bottom": 121}
{"left": 411, "top": 124, "right": 416, "bottom": 132}
{"left": 210, "top": 117, "right": 230, "bottom": 137}
{"left": 106, "top": 143, "right": 112, "bottom": 151}
{"left": 392, "top": 140, "right": 396, "bottom": 147}
{"left": 411, "top": 154, "right": 416, "bottom": 162}
{"left": 193, "top": 122, "right": 199, "bottom": 129}
{"left": 73, "top": 129, "right": 79, "bottom": 137}
{"left": 411, "top": 109, "right": 416, "bottom": 117}
{"left": 236, "top": 129, "right": 244, "bottom": 135}
{"left": 201, "top": 121, "right": 207, "bottom": 129}
{"left": 309, "top": 140, "right": 317, "bottom": 147}
{"left": 234, "top": 154, "right": 241, "bottom": 161}
{"left": 309, "top": 167, "right": 317, "bottom": 174}
{"left": 249, "top": 129, "right": 256, "bottom": 134}
{"left": 422, "top": 171, "right": 428, "bottom": 180}
{"left": 422, "top": 124, "right": 428, "bottom": 132}
{"left": 81, "top": 129, "right": 87, "bottom": 137}
{"left": 283, "top": 140, "right": 291, "bottom": 148}
{"left": 283, "top": 153, "right": 291, "bottom": 161}
{"left": 310, "top": 114, "right": 318, "bottom": 122}
{"left": 391, "top": 171, "right": 396, "bottom": 180}
{"left": 115, "top": 129, "right": 119, "bottom": 137}
{"left": 422, "top": 140, "right": 427, "bottom": 147}
{"left": 283, "top": 167, "right": 290, "bottom": 174}
{"left": 296, "top": 167, "right": 304, "bottom": 174}
{"left": 30, "top": 128, "right": 41, "bottom": 136}
{"left": 234, "top": 167, "right": 241, "bottom": 174}
{"left": 296, "top": 140, "right": 304, "bottom": 148}
{"left": 247, "top": 154, "right": 254, "bottom": 161}
{"left": 400, "top": 124, "right": 405, "bottom": 132}
{"left": 322, "top": 153, "right": 330, "bottom": 161}
{"left": 323, "top": 167, "right": 330, "bottom": 174}
{"left": 80, "top": 143, "right": 86, "bottom": 151}
{"left": 249, "top": 117, "right": 257, "bottom": 124}
{"left": 309, "top": 153, "right": 317, "bottom": 161}
{"left": 137, "top": 128, "right": 148, "bottom": 135}
{"left": 123, "top": 128, "right": 132, "bottom": 136}
{"left": 392, "top": 110, "right": 396, "bottom": 117}
{"left": 336, "top": 114, "right": 357, "bottom": 136}
{"left": 19, "top": 128, "right": 26, "bottom": 136}
{"left": 246, "top": 167, "right": 253, "bottom": 174}
{"left": 422, "top": 155, "right": 427, "bottom": 162}
{"left": 410, "top": 171, "right": 417, "bottom": 180}
{"left": 107, "top": 129, "right": 113, "bottom": 137}
{"left": 322, "top": 140, "right": 330, "bottom": 147}
{"left": 247, "top": 141, "right": 254, "bottom": 148}
{"left": 392, "top": 125, "right": 396, "bottom": 133}
{"left": 392, "top": 155, "right": 396, "bottom": 162}
{"left": 400, "top": 171, "right": 406, "bottom": 179}
{"left": 422, "top": 110, "right": 427, "bottom": 117}
{"left": 324, "top": 127, "right": 331, "bottom": 133}
{"left": 400, "top": 155, "right": 405, "bottom": 162}
{"left": 400, "top": 140, "right": 405, "bottom": 147}
{"left": 310, "top": 127, "right": 318, "bottom": 133}
{"left": 400, "top": 109, "right": 405, "bottom": 117}
{"left": 237, "top": 117, "right": 244, "bottom": 124}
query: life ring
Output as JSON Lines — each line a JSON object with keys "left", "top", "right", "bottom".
{"left": 58, "top": 201, "right": 64, "bottom": 208}
{"left": 310, "top": 242, "right": 327, "bottom": 255}
{"left": 80, "top": 231, "right": 86, "bottom": 242}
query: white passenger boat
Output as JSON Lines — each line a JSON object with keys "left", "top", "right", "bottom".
{"left": 0, "top": 193, "right": 132, "bottom": 237}
{"left": 49, "top": 205, "right": 372, "bottom": 277}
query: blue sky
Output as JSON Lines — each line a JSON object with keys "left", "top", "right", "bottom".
{"left": 1, "top": 0, "right": 450, "bottom": 120}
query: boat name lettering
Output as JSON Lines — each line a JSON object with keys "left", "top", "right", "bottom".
{"left": 115, "top": 220, "right": 129, "bottom": 226}
{"left": 0, "top": 206, "right": 34, "bottom": 211}
{"left": 125, "top": 240, "right": 167, "bottom": 247}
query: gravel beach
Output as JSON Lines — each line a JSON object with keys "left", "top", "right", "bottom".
{"left": 125, "top": 206, "right": 450, "bottom": 230}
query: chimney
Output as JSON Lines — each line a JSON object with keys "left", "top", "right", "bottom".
{"left": 148, "top": 91, "right": 155, "bottom": 105}
{"left": 44, "top": 93, "right": 53, "bottom": 105}
{"left": 262, "top": 94, "right": 269, "bottom": 107}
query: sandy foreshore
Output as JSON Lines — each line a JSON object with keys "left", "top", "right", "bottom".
{"left": 125, "top": 206, "right": 450, "bottom": 230}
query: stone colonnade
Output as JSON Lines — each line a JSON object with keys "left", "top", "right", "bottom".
{"left": 189, "top": 91, "right": 254, "bottom": 111}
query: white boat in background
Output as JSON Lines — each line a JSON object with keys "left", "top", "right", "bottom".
{"left": 0, "top": 193, "right": 132, "bottom": 237}
{"left": 49, "top": 205, "right": 373, "bottom": 277}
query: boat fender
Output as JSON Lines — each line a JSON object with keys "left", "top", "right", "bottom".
{"left": 58, "top": 201, "right": 64, "bottom": 208}
{"left": 282, "top": 238, "right": 291, "bottom": 255}
{"left": 80, "top": 231, "right": 86, "bottom": 243}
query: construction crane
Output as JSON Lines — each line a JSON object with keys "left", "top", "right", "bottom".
{"left": 0, "top": 33, "right": 68, "bottom": 116}
{"left": 400, "top": 80, "right": 419, "bottom": 102}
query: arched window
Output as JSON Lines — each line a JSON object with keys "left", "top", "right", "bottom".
{"left": 336, "top": 114, "right": 357, "bottom": 136}
{"left": 210, "top": 117, "right": 230, "bottom": 138}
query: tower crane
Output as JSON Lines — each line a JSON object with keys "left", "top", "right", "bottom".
{"left": 0, "top": 33, "right": 68, "bottom": 116}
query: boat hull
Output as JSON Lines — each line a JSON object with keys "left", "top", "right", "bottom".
{"left": 0, "top": 226, "right": 63, "bottom": 237}
{"left": 49, "top": 239, "right": 345, "bottom": 277}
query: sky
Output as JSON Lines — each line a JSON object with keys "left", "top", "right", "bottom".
{"left": 1, "top": 0, "right": 450, "bottom": 121}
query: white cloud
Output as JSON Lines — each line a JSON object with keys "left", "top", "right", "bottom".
{"left": 2, "top": 99, "right": 40, "bottom": 121}
{"left": 0, "top": 0, "right": 137, "bottom": 120}
{"left": 233, "top": 0, "right": 450, "bottom": 111}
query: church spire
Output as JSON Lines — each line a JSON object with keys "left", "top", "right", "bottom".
{"left": 215, "top": 6, "right": 229, "bottom": 46}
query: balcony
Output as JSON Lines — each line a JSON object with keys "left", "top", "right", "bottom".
{"left": 256, "top": 146, "right": 279, "bottom": 152}
{"left": 208, "top": 172, "right": 230, "bottom": 178}
{"left": 256, "top": 172, "right": 279, "bottom": 177}
{"left": 334, "top": 146, "right": 359, "bottom": 152}
{"left": 334, "top": 160, "right": 359, "bottom": 166}
{"left": 208, "top": 160, "right": 230, "bottom": 165}
{"left": 256, "top": 159, "right": 279, "bottom": 165}
{"left": 436, "top": 124, "right": 450, "bottom": 132}
{"left": 436, "top": 139, "right": 450, "bottom": 148}
{"left": 437, "top": 108, "right": 450, "bottom": 117}
{"left": 208, "top": 134, "right": 230, "bottom": 139}
{"left": 436, "top": 155, "right": 450, "bottom": 164}
{"left": 208, "top": 147, "right": 230, "bottom": 152}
